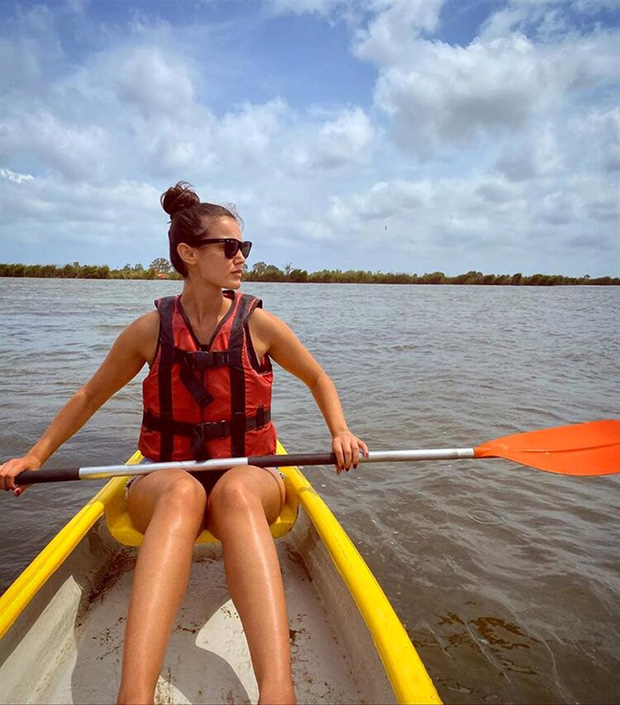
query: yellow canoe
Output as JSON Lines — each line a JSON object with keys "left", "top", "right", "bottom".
{"left": 0, "top": 443, "right": 441, "bottom": 704}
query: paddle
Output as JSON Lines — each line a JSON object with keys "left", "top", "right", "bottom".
{"left": 13, "top": 420, "right": 619, "bottom": 486}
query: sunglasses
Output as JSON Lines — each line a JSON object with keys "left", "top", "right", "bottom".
{"left": 196, "top": 238, "right": 252, "bottom": 259}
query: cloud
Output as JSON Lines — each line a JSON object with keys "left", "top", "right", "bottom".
{"left": 363, "top": 30, "right": 618, "bottom": 156}
{"left": 315, "top": 107, "right": 374, "bottom": 168}
{"left": 266, "top": 0, "right": 347, "bottom": 17}
{"left": 584, "top": 108, "right": 620, "bottom": 173}
{"left": 494, "top": 105, "right": 620, "bottom": 186}
{"left": 307, "top": 164, "right": 619, "bottom": 274}
{"left": 574, "top": 0, "right": 620, "bottom": 11}
{"left": 1, "top": 111, "right": 110, "bottom": 182}
{"left": 353, "top": 0, "right": 443, "bottom": 65}
{"left": 0, "top": 4, "right": 64, "bottom": 96}
{"left": 494, "top": 123, "right": 563, "bottom": 181}
{"left": 0, "top": 175, "right": 163, "bottom": 266}
{"left": 474, "top": 179, "right": 519, "bottom": 205}
{"left": 116, "top": 46, "right": 196, "bottom": 121}
{"left": 478, "top": 1, "right": 561, "bottom": 42}
{"left": 480, "top": 0, "right": 620, "bottom": 41}
{"left": 0, "top": 168, "right": 34, "bottom": 184}
{"left": 219, "top": 99, "right": 289, "bottom": 164}
{"left": 0, "top": 0, "right": 617, "bottom": 277}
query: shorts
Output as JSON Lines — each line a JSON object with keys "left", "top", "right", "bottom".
{"left": 126, "top": 458, "right": 284, "bottom": 497}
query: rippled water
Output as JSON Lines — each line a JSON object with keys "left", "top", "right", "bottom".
{"left": 1, "top": 279, "right": 619, "bottom": 704}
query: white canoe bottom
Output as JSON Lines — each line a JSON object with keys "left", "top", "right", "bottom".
{"left": 1, "top": 508, "right": 395, "bottom": 705}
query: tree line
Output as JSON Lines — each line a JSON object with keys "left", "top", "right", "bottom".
{"left": 245, "top": 262, "right": 618, "bottom": 285}
{"left": 0, "top": 260, "right": 618, "bottom": 285}
{"left": 0, "top": 261, "right": 172, "bottom": 280}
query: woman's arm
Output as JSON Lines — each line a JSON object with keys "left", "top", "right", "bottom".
{"left": 250, "top": 309, "right": 368, "bottom": 473}
{"left": 0, "top": 312, "right": 159, "bottom": 494}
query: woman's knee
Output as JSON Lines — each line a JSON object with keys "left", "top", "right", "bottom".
{"left": 208, "top": 467, "right": 284, "bottom": 532}
{"left": 130, "top": 472, "right": 207, "bottom": 533}
{"left": 164, "top": 475, "right": 207, "bottom": 508}
{"left": 209, "top": 472, "right": 260, "bottom": 514}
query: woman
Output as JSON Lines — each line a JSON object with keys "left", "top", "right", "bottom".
{"left": 0, "top": 182, "right": 368, "bottom": 705}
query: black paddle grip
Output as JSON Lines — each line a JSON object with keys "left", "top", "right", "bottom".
{"left": 247, "top": 452, "right": 337, "bottom": 467}
{"left": 16, "top": 468, "right": 81, "bottom": 485}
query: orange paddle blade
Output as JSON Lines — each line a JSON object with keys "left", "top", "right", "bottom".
{"left": 474, "top": 420, "right": 620, "bottom": 476}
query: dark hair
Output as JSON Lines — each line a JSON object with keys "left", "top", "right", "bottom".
{"left": 161, "top": 181, "right": 243, "bottom": 276}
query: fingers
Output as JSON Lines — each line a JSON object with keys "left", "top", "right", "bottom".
{"left": 332, "top": 433, "right": 369, "bottom": 475}
{"left": 358, "top": 439, "right": 369, "bottom": 463}
{"left": 0, "top": 457, "right": 38, "bottom": 496}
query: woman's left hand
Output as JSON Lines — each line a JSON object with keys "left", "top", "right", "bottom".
{"left": 332, "top": 431, "right": 369, "bottom": 475}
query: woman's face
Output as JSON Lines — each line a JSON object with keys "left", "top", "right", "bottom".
{"left": 187, "top": 216, "right": 249, "bottom": 289}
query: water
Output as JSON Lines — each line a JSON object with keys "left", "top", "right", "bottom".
{"left": 1, "top": 278, "right": 619, "bottom": 704}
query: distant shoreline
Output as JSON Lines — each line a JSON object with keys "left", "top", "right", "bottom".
{"left": 0, "top": 262, "right": 618, "bottom": 286}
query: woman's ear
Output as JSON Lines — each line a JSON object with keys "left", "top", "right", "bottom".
{"left": 177, "top": 242, "right": 196, "bottom": 268}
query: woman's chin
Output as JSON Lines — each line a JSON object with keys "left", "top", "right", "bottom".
{"left": 227, "top": 276, "right": 243, "bottom": 289}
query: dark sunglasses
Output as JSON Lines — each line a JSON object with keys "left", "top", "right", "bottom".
{"left": 196, "top": 238, "right": 252, "bottom": 259}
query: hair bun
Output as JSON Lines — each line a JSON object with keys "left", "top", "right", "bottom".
{"left": 161, "top": 181, "right": 200, "bottom": 217}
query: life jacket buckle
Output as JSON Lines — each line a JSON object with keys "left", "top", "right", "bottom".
{"left": 193, "top": 420, "right": 230, "bottom": 440}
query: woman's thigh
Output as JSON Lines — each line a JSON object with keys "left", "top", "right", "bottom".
{"left": 206, "top": 466, "right": 286, "bottom": 537}
{"left": 127, "top": 469, "right": 208, "bottom": 534}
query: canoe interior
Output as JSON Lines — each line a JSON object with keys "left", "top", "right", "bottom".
{"left": 0, "top": 507, "right": 395, "bottom": 705}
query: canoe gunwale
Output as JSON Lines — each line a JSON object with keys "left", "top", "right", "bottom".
{"left": 284, "top": 465, "right": 441, "bottom": 705}
{"left": 0, "top": 477, "right": 128, "bottom": 640}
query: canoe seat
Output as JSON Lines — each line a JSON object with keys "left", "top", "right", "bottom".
{"left": 103, "top": 451, "right": 300, "bottom": 547}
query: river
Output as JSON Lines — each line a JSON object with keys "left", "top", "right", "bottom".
{"left": 0, "top": 278, "right": 618, "bottom": 704}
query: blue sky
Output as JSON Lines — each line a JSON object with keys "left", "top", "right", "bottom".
{"left": 1, "top": 0, "right": 618, "bottom": 276}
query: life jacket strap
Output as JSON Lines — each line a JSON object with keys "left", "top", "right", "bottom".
{"left": 175, "top": 348, "right": 245, "bottom": 408}
{"left": 179, "top": 364, "right": 214, "bottom": 407}
{"left": 173, "top": 348, "right": 243, "bottom": 370}
{"left": 142, "top": 407, "right": 271, "bottom": 461}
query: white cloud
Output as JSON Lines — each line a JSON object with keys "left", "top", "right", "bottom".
{"left": 0, "top": 169, "right": 34, "bottom": 184}
{"left": 574, "top": 0, "right": 620, "bottom": 11}
{"left": 219, "top": 99, "right": 289, "bottom": 163}
{"left": 495, "top": 105, "right": 620, "bottom": 184}
{"left": 0, "top": 111, "right": 110, "bottom": 182}
{"left": 479, "top": 1, "right": 552, "bottom": 42}
{"left": 596, "top": 109, "right": 620, "bottom": 172}
{"left": 0, "top": 175, "right": 163, "bottom": 261}
{"left": 353, "top": 0, "right": 442, "bottom": 62}
{"left": 301, "top": 165, "right": 619, "bottom": 274}
{"left": 0, "top": 4, "right": 64, "bottom": 96}
{"left": 366, "top": 30, "right": 618, "bottom": 156}
{"left": 316, "top": 107, "right": 374, "bottom": 168}
{"left": 116, "top": 46, "right": 196, "bottom": 121}
{"left": 482, "top": 0, "right": 619, "bottom": 42}
{"left": 494, "top": 122, "right": 563, "bottom": 181}
{"left": 266, "top": 0, "right": 347, "bottom": 16}
{"left": 0, "top": 0, "right": 617, "bottom": 277}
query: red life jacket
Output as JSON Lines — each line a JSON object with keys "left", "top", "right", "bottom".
{"left": 138, "top": 291, "right": 277, "bottom": 462}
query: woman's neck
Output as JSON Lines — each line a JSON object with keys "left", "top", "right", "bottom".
{"left": 180, "top": 280, "right": 229, "bottom": 326}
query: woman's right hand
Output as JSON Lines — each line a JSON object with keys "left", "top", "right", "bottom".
{"left": 0, "top": 455, "right": 41, "bottom": 496}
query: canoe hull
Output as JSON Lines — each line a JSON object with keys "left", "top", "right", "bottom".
{"left": 0, "top": 457, "right": 441, "bottom": 704}
{"left": 1, "top": 509, "right": 395, "bottom": 704}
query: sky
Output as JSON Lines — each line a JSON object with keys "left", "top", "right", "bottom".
{"left": 0, "top": 0, "right": 618, "bottom": 277}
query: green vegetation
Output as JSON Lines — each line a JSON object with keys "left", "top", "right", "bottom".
{"left": 0, "top": 261, "right": 175, "bottom": 280}
{"left": 243, "top": 263, "right": 619, "bottom": 285}
{"left": 0, "top": 261, "right": 618, "bottom": 285}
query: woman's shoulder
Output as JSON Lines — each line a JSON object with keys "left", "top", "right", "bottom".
{"left": 114, "top": 310, "right": 160, "bottom": 364}
{"left": 129, "top": 309, "right": 160, "bottom": 334}
{"left": 116, "top": 310, "right": 160, "bottom": 355}
{"left": 247, "top": 305, "right": 296, "bottom": 345}
{"left": 248, "top": 304, "right": 279, "bottom": 329}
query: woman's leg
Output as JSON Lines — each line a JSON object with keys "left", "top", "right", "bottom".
{"left": 116, "top": 470, "right": 207, "bottom": 705}
{"left": 208, "top": 466, "right": 295, "bottom": 705}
